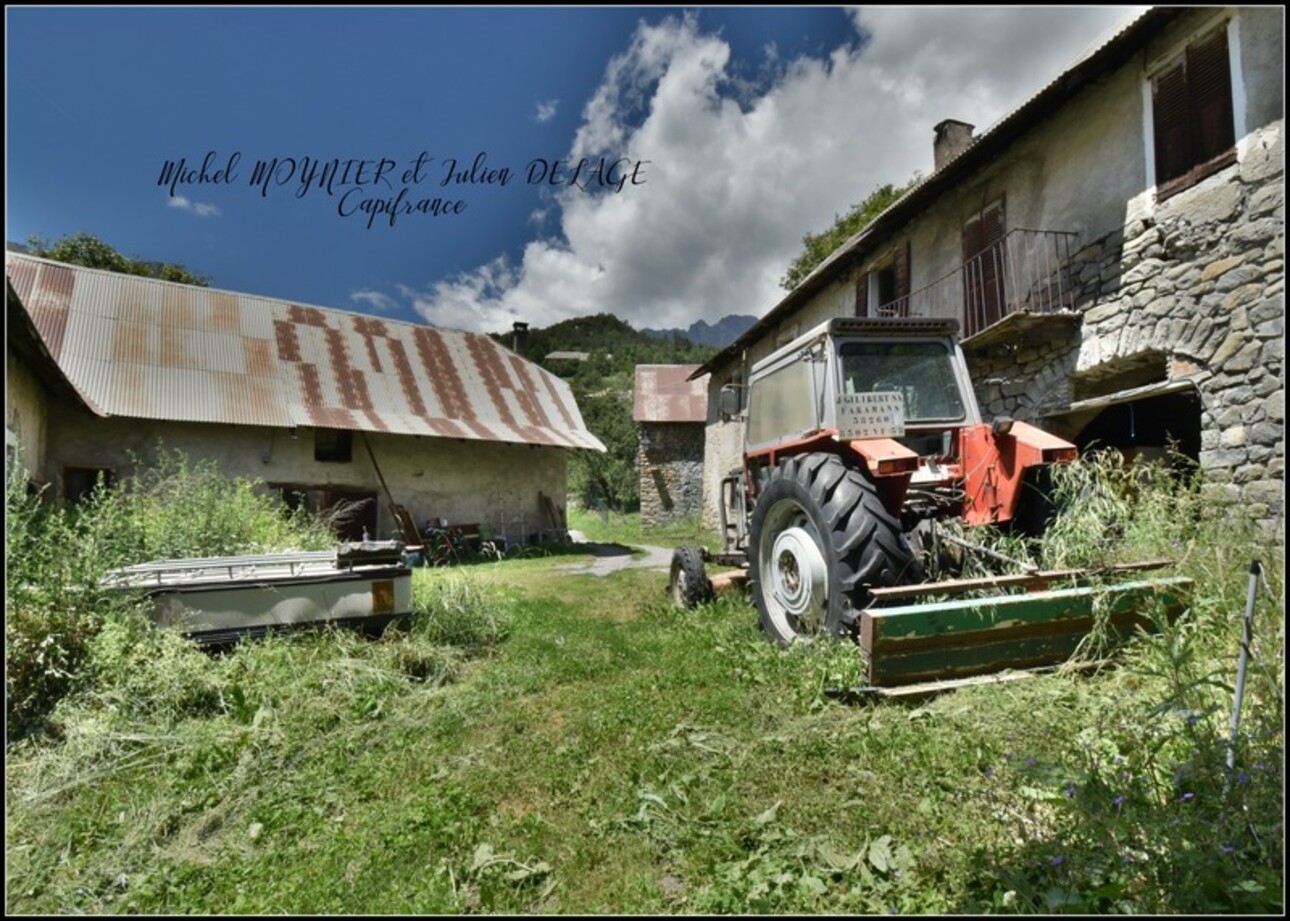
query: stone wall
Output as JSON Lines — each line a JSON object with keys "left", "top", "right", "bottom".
{"left": 639, "top": 422, "right": 705, "bottom": 528}
{"left": 966, "top": 122, "right": 1285, "bottom": 533}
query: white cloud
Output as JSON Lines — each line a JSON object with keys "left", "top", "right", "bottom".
{"left": 166, "top": 194, "right": 221, "bottom": 218}
{"left": 404, "top": 7, "right": 1148, "bottom": 334}
{"left": 349, "top": 289, "right": 397, "bottom": 313}
{"left": 535, "top": 99, "right": 560, "bottom": 122}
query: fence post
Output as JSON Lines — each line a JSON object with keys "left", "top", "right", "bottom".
{"left": 1224, "top": 559, "right": 1261, "bottom": 797}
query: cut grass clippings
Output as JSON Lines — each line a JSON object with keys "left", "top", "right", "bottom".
{"left": 6, "top": 463, "right": 1284, "bottom": 915}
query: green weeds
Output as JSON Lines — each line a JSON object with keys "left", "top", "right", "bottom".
{"left": 5, "top": 453, "right": 1283, "bottom": 914}
{"left": 5, "top": 446, "right": 335, "bottom": 739}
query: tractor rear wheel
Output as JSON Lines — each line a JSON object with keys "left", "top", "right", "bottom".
{"left": 749, "top": 453, "right": 923, "bottom": 644}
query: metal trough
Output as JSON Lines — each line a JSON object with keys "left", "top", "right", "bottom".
{"left": 101, "top": 541, "right": 413, "bottom": 645}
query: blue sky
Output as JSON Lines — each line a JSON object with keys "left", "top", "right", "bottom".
{"left": 6, "top": 6, "right": 1145, "bottom": 335}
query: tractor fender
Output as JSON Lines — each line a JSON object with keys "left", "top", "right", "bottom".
{"left": 846, "top": 437, "right": 920, "bottom": 479}
{"left": 961, "top": 422, "right": 1077, "bottom": 526}
{"left": 845, "top": 438, "right": 918, "bottom": 515}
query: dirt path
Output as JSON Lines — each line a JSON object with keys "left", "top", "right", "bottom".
{"left": 556, "top": 533, "right": 674, "bottom": 577}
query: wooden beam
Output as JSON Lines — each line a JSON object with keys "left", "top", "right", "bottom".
{"left": 867, "top": 559, "right": 1174, "bottom": 602}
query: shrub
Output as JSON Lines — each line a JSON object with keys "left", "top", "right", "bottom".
{"left": 4, "top": 447, "right": 336, "bottom": 741}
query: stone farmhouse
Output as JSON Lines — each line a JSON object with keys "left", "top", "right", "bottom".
{"left": 696, "top": 6, "right": 1283, "bottom": 534}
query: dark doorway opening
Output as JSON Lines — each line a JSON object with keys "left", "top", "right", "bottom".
{"left": 1074, "top": 389, "right": 1202, "bottom": 466}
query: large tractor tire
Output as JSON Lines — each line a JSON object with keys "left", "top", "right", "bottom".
{"left": 749, "top": 453, "right": 924, "bottom": 644}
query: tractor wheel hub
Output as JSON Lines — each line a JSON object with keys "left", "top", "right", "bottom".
{"left": 770, "top": 527, "right": 827, "bottom": 618}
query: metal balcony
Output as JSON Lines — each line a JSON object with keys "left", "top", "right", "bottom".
{"left": 874, "top": 229, "right": 1080, "bottom": 343}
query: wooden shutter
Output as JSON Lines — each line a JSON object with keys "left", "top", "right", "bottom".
{"left": 1188, "top": 28, "right": 1234, "bottom": 164}
{"left": 963, "top": 200, "right": 1006, "bottom": 337}
{"left": 894, "top": 241, "right": 911, "bottom": 308}
{"left": 854, "top": 270, "right": 870, "bottom": 317}
{"left": 1153, "top": 62, "right": 1190, "bottom": 184}
{"left": 1153, "top": 25, "right": 1235, "bottom": 192}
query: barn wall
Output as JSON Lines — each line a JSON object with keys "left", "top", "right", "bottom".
{"left": 42, "top": 416, "right": 570, "bottom": 545}
{"left": 5, "top": 346, "right": 49, "bottom": 480}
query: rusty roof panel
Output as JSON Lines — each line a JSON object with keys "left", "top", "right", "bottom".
{"left": 633, "top": 364, "right": 709, "bottom": 423}
{"left": 6, "top": 253, "right": 605, "bottom": 452}
{"left": 6, "top": 254, "right": 36, "bottom": 306}
{"left": 26, "top": 261, "right": 75, "bottom": 361}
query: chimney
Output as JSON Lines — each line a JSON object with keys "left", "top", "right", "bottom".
{"left": 933, "top": 119, "right": 975, "bottom": 171}
{"left": 512, "top": 321, "right": 529, "bottom": 357}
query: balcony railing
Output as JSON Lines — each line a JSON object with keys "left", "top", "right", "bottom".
{"left": 874, "top": 229, "right": 1079, "bottom": 339}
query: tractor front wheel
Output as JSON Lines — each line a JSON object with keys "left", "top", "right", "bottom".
{"left": 749, "top": 453, "right": 923, "bottom": 644}
{"left": 669, "top": 545, "right": 714, "bottom": 609}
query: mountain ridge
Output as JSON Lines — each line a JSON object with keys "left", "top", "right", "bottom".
{"left": 639, "top": 314, "right": 756, "bottom": 348}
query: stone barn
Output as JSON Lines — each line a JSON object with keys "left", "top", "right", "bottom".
{"left": 5, "top": 253, "right": 605, "bottom": 546}
{"left": 633, "top": 364, "right": 708, "bottom": 528}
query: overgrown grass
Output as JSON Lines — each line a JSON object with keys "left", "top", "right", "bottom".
{"left": 5, "top": 455, "right": 1283, "bottom": 914}
{"left": 5, "top": 447, "right": 337, "bottom": 740}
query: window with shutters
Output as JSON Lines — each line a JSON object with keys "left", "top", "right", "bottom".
{"left": 853, "top": 242, "right": 911, "bottom": 318}
{"left": 962, "top": 198, "right": 1006, "bottom": 338}
{"left": 1151, "top": 24, "right": 1236, "bottom": 201}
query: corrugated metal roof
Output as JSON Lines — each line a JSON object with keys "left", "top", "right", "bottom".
{"left": 5, "top": 275, "right": 104, "bottom": 416}
{"left": 633, "top": 364, "right": 708, "bottom": 423}
{"left": 5, "top": 253, "right": 605, "bottom": 452}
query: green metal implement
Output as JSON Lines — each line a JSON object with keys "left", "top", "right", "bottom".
{"left": 858, "top": 564, "right": 1193, "bottom": 689}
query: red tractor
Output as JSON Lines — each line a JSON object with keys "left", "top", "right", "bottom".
{"left": 670, "top": 317, "right": 1189, "bottom": 693}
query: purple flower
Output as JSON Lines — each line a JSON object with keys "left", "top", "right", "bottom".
{"left": 1220, "top": 844, "right": 1235, "bottom": 854}
{"left": 1025, "top": 757, "right": 1038, "bottom": 767}
{"left": 1181, "top": 792, "right": 1195, "bottom": 802}
{"left": 1236, "top": 772, "right": 1250, "bottom": 785}
{"left": 983, "top": 767, "right": 995, "bottom": 778}
{"left": 1064, "top": 782, "right": 1077, "bottom": 798}
{"left": 1049, "top": 856, "right": 1064, "bottom": 866}
{"left": 1113, "top": 795, "right": 1126, "bottom": 810}
{"left": 1123, "top": 855, "right": 1135, "bottom": 864}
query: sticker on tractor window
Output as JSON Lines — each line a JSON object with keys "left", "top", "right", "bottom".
{"left": 835, "top": 391, "right": 905, "bottom": 439}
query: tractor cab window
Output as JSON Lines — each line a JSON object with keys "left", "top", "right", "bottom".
{"left": 838, "top": 341, "right": 966, "bottom": 423}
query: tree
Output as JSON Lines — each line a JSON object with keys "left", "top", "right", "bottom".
{"left": 486, "top": 312, "right": 719, "bottom": 513}
{"left": 26, "top": 232, "right": 211, "bottom": 287}
{"left": 568, "top": 388, "right": 639, "bottom": 512}
{"left": 780, "top": 175, "right": 921, "bottom": 291}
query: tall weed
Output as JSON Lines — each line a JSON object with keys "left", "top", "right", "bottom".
{"left": 953, "top": 454, "right": 1284, "bottom": 912}
{"left": 1038, "top": 450, "right": 1207, "bottom": 570}
{"left": 5, "top": 446, "right": 336, "bottom": 741}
